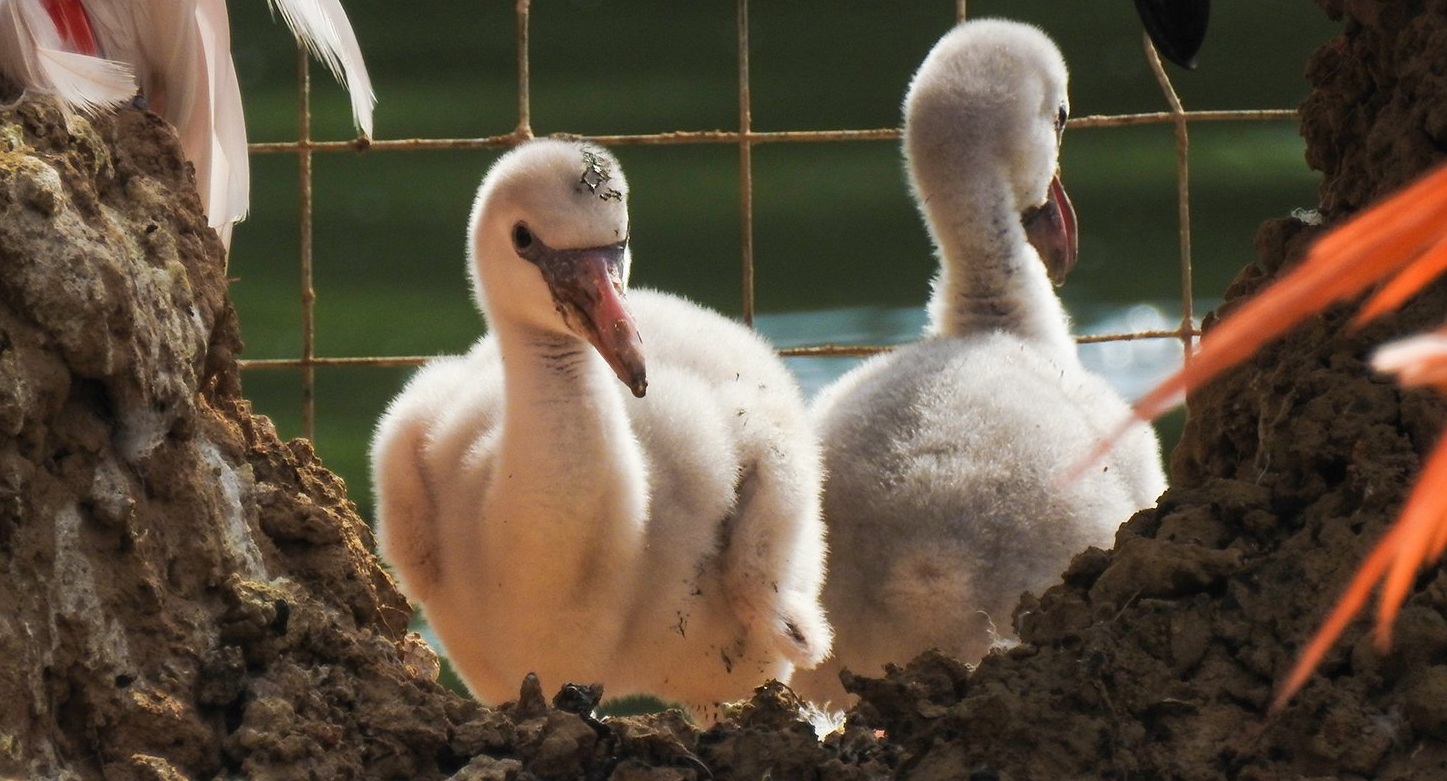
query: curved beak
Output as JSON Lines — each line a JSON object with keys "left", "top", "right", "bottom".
{"left": 1022, "top": 173, "right": 1078, "bottom": 286}
{"left": 526, "top": 241, "right": 648, "bottom": 397}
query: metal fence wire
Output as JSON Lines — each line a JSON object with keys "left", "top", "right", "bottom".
{"left": 237, "top": 0, "right": 1299, "bottom": 445}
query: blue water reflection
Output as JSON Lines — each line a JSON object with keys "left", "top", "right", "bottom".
{"left": 756, "top": 302, "right": 1202, "bottom": 403}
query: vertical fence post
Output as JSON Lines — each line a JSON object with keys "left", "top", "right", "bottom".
{"left": 517, "top": 0, "right": 533, "bottom": 140}
{"left": 296, "top": 49, "right": 317, "bottom": 443}
{"left": 737, "top": 0, "right": 756, "bottom": 327}
{"left": 1144, "top": 31, "right": 1196, "bottom": 363}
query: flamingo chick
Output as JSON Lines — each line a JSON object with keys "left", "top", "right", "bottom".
{"left": 370, "top": 139, "right": 832, "bottom": 721}
{"left": 787, "top": 19, "right": 1166, "bottom": 710}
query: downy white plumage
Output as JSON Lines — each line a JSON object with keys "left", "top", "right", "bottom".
{"left": 787, "top": 19, "right": 1167, "bottom": 709}
{"left": 371, "top": 139, "right": 832, "bottom": 720}
{"left": 0, "top": 0, "right": 374, "bottom": 240}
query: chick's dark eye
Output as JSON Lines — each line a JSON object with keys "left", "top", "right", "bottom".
{"left": 1057, "top": 106, "right": 1068, "bottom": 132}
{"left": 512, "top": 224, "right": 534, "bottom": 252}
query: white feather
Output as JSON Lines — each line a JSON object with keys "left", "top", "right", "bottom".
{"left": 5, "top": 0, "right": 373, "bottom": 239}
{"left": 28, "top": 45, "right": 132, "bottom": 112}
{"left": 268, "top": 0, "right": 375, "bottom": 136}
{"left": 79, "top": 0, "right": 246, "bottom": 230}
{"left": 194, "top": 0, "right": 248, "bottom": 227}
{"left": 0, "top": 0, "right": 134, "bottom": 114}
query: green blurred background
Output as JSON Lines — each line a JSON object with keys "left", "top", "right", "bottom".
{"left": 224, "top": 1, "right": 1340, "bottom": 526}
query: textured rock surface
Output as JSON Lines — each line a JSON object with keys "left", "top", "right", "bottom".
{"left": 4, "top": 1, "right": 1447, "bottom": 778}
{"left": 0, "top": 91, "right": 479, "bottom": 780}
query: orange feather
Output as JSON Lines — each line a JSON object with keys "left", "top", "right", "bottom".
{"left": 1271, "top": 430, "right": 1447, "bottom": 711}
{"left": 1069, "top": 160, "right": 1447, "bottom": 714}
{"left": 1356, "top": 236, "right": 1447, "bottom": 325}
{"left": 1129, "top": 165, "right": 1447, "bottom": 425}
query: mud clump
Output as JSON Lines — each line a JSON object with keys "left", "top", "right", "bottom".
{"left": 0, "top": 90, "right": 484, "bottom": 779}
{"left": 6, "top": 1, "right": 1447, "bottom": 778}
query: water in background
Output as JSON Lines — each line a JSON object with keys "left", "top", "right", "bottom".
{"left": 759, "top": 301, "right": 1193, "bottom": 402}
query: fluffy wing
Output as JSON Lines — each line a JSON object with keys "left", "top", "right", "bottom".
{"left": 370, "top": 351, "right": 502, "bottom": 603}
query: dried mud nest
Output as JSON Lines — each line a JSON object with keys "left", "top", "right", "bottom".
{"left": 4, "top": 1, "right": 1447, "bottom": 778}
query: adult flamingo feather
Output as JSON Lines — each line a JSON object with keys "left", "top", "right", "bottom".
{"left": 0, "top": 0, "right": 374, "bottom": 240}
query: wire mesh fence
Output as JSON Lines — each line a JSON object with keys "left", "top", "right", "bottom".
{"left": 231, "top": 0, "right": 1319, "bottom": 507}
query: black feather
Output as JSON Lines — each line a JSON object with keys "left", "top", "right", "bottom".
{"left": 1133, "top": 0, "right": 1211, "bottom": 70}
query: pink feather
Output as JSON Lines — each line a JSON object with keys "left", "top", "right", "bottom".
{"left": 1, "top": 0, "right": 375, "bottom": 242}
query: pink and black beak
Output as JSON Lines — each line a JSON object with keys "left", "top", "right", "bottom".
{"left": 1021, "top": 173, "right": 1078, "bottom": 286}
{"left": 518, "top": 234, "right": 648, "bottom": 397}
